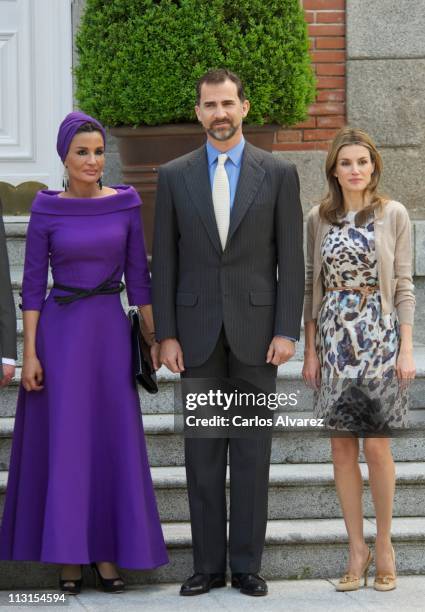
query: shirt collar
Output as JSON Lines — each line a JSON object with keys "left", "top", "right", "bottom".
{"left": 206, "top": 136, "right": 245, "bottom": 167}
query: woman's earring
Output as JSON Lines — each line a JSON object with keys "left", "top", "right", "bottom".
{"left": 62, "top": 167, "right": 69, "bottom": 191}
{"left": 97, "top": 174, "right": 103, "bottom": 190}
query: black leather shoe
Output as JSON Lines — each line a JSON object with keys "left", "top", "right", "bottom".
{"left": 180, "top": 573, "right": 226, "bottom": 596}
{"left": 232, "top": 573, "right": 268, "bottom": 596}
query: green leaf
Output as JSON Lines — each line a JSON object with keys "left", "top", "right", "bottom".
{"left": 75, "top": 0, "right": 315, "bottom": 126}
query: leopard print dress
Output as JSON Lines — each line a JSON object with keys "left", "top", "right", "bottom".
{"left": 314, "top": 210, "right": 408, "bottom": 434}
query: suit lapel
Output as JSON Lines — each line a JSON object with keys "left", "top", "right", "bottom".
{"left": 227, "top": 143, "right": 266, "bottom": 244}
{"left": 183, "top": 146, "right": 222, "bottom": 255}
{"left": 182, "top": 142, "right": 266, "bottom": 254}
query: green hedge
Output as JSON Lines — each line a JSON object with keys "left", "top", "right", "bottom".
{"left": 75, "top": 0, "right": 316, "bottom": 126}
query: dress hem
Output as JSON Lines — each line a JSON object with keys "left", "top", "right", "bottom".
{"left": 0, "top": 555, "right": 169, "bottom": 570}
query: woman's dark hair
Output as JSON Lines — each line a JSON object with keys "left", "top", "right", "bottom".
{"left": 75, "top": 122, "right": 104, "bottom": 140}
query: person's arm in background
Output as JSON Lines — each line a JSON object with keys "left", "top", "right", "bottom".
{"left": 0, "top": 204, "right": 17, "bottom": 387}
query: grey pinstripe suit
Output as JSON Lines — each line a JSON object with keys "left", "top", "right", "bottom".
{"left": 0, "top": 203, "right": 17, "bottom": 378}
{"left": 152, "top": 140, "right": 304, "bottom": 573}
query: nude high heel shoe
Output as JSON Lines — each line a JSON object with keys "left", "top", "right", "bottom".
{"left": 374, "top": 546, "right": 397, "bottom": 591}
{"left": 336, "top": 548, "right": 373, "bottom": 592}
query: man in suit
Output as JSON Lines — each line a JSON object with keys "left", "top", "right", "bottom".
{"left": 152, "top": 69, "right": 304, "bottom": 596}
{"left": 0, "top": 201, "right": 17, "bottom": 386}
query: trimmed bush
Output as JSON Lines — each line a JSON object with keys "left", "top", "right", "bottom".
{"left": 75, "top": 0, "right": 316, "bottom": 126}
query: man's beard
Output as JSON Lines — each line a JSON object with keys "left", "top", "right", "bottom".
{"left": 207, "top": 121, "right": 240, "bottom": 141}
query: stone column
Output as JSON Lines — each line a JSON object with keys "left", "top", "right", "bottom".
{"left": 347, "top": 0, "right": 425, "bottom": 219}
{"left": 347, "top": 0, "right": 425, "bottom": 339}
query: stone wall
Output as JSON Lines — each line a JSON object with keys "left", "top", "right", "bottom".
{"left": 280, "top": 1, "right": 425, "bottom": 220}
{"left": 277, "top": 0, "right": 346, "bottom": 151}
{"left": 347, "top": 0, "right": 425, "bottom": 219}
{"left": 345, "top": 0, "right": 425, "bottom": 339}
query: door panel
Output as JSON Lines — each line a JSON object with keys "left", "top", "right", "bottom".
{"left": 0, "top": 0, "right": 73, "bottom": 188}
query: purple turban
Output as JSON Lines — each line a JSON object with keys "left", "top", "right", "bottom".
{"left": 56, "top": 111, "right": 106, "bottom": 162}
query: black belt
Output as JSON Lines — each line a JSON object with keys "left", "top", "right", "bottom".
{"left": 53, "top": 269, "right": 125, "bottom": 305}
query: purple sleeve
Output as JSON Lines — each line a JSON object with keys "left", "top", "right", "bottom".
{"left": 21, "top": 213, "right": 49, "bottom": 311}
{"left": 125, "top": 206, "right": 152, "bottom": 306}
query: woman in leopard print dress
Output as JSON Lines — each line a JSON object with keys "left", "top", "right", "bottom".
{"left": 303, "top": 128, "right": 415, "bottom": 592}
{"left": 316, "top": 212, "right": 408, "bottom": 433}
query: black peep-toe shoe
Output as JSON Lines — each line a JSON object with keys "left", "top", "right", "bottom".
{"left": 59, "top": 565, "right": 83, "bottom": 595}
{"left": 90, "top": 562, "right": 125, "bottom": 593}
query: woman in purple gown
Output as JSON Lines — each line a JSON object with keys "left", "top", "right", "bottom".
{"left": 0, "top": 112, "right": 168, "bottom": 592}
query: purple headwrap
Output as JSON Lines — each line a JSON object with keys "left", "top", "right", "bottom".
{"left": 56, "top": 111, "right": 106, "bottom": 162}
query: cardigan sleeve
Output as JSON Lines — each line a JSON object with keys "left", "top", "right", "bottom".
{"left": 124, "top": 205, "right": 152, "bottom": 306}
{"left": 21, "top": 213, "right": 50, "bottom": 312}
{"left": 393, "top": 205, "right": 415, "bottom": 325}
{"left": 303, "top": 207, "right": 317, "bottom": 323}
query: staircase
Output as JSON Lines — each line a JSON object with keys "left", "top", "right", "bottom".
{"left": 1, "top": 216, "right": 425, "bottom": 589}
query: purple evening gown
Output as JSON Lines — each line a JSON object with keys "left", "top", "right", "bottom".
{"left": 0, "top": 186, "right": 168, "bottom": 569}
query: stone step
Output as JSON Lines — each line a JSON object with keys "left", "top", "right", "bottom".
{"left": 3, "top": 345, "right": 425, "bottom": 420}
{"left": 0, "top": 516, "right": 424, "bottom": 589}
{"left": 3, "top": 367, "right": 304, "bottom": 418}
{"left": 0, "top": 357, "right": 310, "bottom": 418}
{"left": 1, "top": 462, "right": 425, "bottom": 523}
{"left": 12, "top": 317, "right": 305, "bottom": 367}
{"left": 143, "top": 409, "right": 425, "bottom": 466}
{"left": 2, "top": 412, "right": 425, "bottom": 469}
{"left": 0, "top": 363, "right": 311, "bottom": 418}
{"left": 4, "top": 217, "right": 28, "bottom": 268}
{"left": 11, "top": 269, "right": 22, "bottom": 320}
{"left": 1, "top": 362, "right": 179, "bottom": 418}
{"left": 6, "top": 237, "right": 25, "bottom": 268}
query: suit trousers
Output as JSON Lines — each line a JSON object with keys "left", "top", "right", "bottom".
{"left": 182, "top": 327, "right": 277, "bottom": 574}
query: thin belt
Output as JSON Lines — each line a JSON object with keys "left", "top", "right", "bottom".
{"left": 53, "top": 268, "right": 125, "bottom": 305}
{"left": 325, "top": 285, "right": 379, "bottom": 310}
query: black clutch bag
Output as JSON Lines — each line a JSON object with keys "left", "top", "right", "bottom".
{"left": 128, "top": 308, "right": 158, "bottom": 394}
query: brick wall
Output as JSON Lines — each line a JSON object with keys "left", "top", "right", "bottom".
{"left": 274, "top": 0, "right": 346, "bottom": 152}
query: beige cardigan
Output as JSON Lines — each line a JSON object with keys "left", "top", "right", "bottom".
{"left": 303, "top": 200, "right": 415, "bottom": 326}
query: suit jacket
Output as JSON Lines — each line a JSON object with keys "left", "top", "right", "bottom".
{"left": 152, "top": 141, "right": 304, "bottom": 367}
{"left": 0, "top": 202, "right": 17, "bottom": 372}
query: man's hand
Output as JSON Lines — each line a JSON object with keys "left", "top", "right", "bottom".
{"left": 159, "top": 338, "right": 185, "bottom": 373}
{"left": 150, "top": 342, "right": 161, "bottom": 371}
{"left": 0, "top": 364, "right": 15, "bottom": 387}
{"left": 266, "top": 337, "right": 295, "bottom": 366}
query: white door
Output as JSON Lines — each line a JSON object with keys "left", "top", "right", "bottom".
{"left": 0, "top": 0, "right": 73, "bottom": 188}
